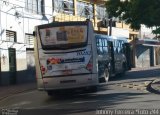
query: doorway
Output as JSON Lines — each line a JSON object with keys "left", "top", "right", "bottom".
{"left": 8, "top": 48, "right": 17, "bottom": 84}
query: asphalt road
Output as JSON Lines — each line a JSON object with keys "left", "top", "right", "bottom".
{"left": 0, "top": 67, "right": 160, "bottom": 115}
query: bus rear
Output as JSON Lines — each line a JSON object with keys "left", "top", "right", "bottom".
{"left": 34, "top": 20, "right": 98, "bottom": 94}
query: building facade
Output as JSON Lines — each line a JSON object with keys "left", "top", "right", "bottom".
{"left": 0, "top": 0, "right": 53, "bottom": 85}
{"left": 0, "top": 0, "right": 138, "bottom": 85}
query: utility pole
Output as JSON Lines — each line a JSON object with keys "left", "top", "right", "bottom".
{"left": 109, "top": 18, "right": 112, "bottom": 36}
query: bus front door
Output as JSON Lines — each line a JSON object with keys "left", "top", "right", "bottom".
{"left": 108, "top": 41, "right": 115, "bottom": 74}
{"left": 123, "top": 43, "right": 131, "bottom": 70}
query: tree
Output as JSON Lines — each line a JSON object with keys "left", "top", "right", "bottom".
{"left": 105, "top": 0, "right": 160, "bottom": 34}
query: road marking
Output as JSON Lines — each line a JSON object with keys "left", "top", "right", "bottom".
{"left": 144, "top": 81, "right": 151, "bottom": 86}
{"left": 133, "top": 83, "right": 138, "bottom": 86}
{"left": 127, "top": 85, "right": 133, "bottom": 88}
{"left": 72, "top": 100, "right": 98, "bottom": 104}
{"left": 116, "top": 81, "right": 152, "bottom": 93}
{"left": 120, "top": 84, "right": 127, "bottom": 87}
{"left": 143, "top": 90, "right": 150, "bottom": 93}
{"left": 11, "top": 101, "right": 31, "bottom": 107}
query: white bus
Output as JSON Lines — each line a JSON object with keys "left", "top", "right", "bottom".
{"left": 34, "top": 20, "right": 99, "bottom": 95}
{"left": 95, "top": 34, "right": 131, "bottom": 82}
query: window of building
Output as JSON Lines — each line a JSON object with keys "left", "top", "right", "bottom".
{"left": 96, "top": 5, "right": 107, "bottom": 20}
{"left": 77, "top": 1, "right": 93, "bottom": 19}
{"left": 6, "top": 30, "right": 17, "bottom": 42}
{"left": 63, "top": 0, "right": 74, "bottom": 14}
{"left": 25, "top": 0, "right": 44, "bottom": 14}
{"left": 25, "top": 33, "right": 34, "bottom": 47}
{"left": 53, "top": 0, "right": 74, "bottom": 15}
{"left": 53, "top": 0, "right": 62, "bottom": 13}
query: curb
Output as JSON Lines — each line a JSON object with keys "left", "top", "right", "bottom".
{"left": 147, "top": 79, "right": 160, "bottom": 94}
{"left": 116, "top": 81, "right": 153, "bottom": 93}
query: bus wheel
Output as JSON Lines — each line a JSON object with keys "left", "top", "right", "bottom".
{"left": 99, "top": 68, "right": 110, "bottom": 83}
{"left": 104, "top": 68, "right": 110, "bottom": 82}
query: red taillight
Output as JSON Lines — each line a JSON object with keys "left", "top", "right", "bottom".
{"left": 41, "top": 65, "right": 46, "bottom": 75}
{"left": 87, "top": 63, "right": 93, "bottom": 71}
{"left": 86, "top": 58, "right": 93, "bottom": 72}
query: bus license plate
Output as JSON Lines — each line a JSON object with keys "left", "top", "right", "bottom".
{"left": 62, "top": 70, "right": 72, "bottom": 75}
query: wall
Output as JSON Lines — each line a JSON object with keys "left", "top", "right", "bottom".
{"left": 0, "top": 0, "right": 51, "bottom": 85}
{"left": 135, "top": 45, "right": 155, "bottom": 68}
{"left": 155, "top": 47, "right": 160, "bottom": 65}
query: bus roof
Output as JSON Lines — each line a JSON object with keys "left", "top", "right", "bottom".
{"left": 95, "top": 34, "right": 128, "bottom": 42}
{"left": 95, "top": 34, "right": 112, "bottom": 41}
{"left": 36, "top": 20, "right": 89, "bottom": 29}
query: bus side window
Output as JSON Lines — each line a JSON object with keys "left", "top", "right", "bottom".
{"left": 103, "top": 39, "right": 108, "bottom": 54}
{"left": 96, "top": 39, "right": 100, "bottom": 54}
{"left": 97, "top": 38, "right": 103, "bottom": 55}
{"left": 114, "top": 40, "right": 117, "bottom": 53}
{"left": 99, "top": 39, "right": 103, "bottom": 54}
{"left": 118, "top": 40, "right": 121, "bottom": 53}
{"left": 120, "top": 41, "right": 124, "bottom": 53}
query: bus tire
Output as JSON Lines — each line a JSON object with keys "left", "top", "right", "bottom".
{"left": 104, "top": 68, "right": 110, "bottom": 82}
{"left": 99, "top": 68, "right": 110, "bottom": 83}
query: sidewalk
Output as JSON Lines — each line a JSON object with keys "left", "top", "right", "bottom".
{"left": 130, "top": 66, "right": 160, "bottom": 94}
{"left": 148, "top": 79, "right": 160, "bottom": 94}
{"left": 0, "top": 82, "right": 37, "bottom": 101}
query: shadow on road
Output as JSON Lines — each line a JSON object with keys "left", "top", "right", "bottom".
{"left": 42, "top": 90, "right": 148, "bottom": 115}
{"left": 43, "top": 85, "right": 109, "bottom": 101}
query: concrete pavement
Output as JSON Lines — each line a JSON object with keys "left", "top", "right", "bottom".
{"left": 0, "top": 67, "right": 160, "bottom": 101}
{"left": 128, "top": 66, "right": 160, "bottom": 94}
{"left": 0, "top": 82, "right": 36, "bottom": 101}
{"left": 0, "top": 80, "right": 160, "bottom": 102}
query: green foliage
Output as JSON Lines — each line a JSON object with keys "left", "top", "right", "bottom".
{"left": 152, "top": 27, "right": 160, "bottom": 35}
{"left": 105, "top": 0, "right": 160, "bottom": 34}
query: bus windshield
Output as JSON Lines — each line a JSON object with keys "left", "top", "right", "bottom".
{"left": 38, "top": 24, "right": 88, "bottom": 50}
